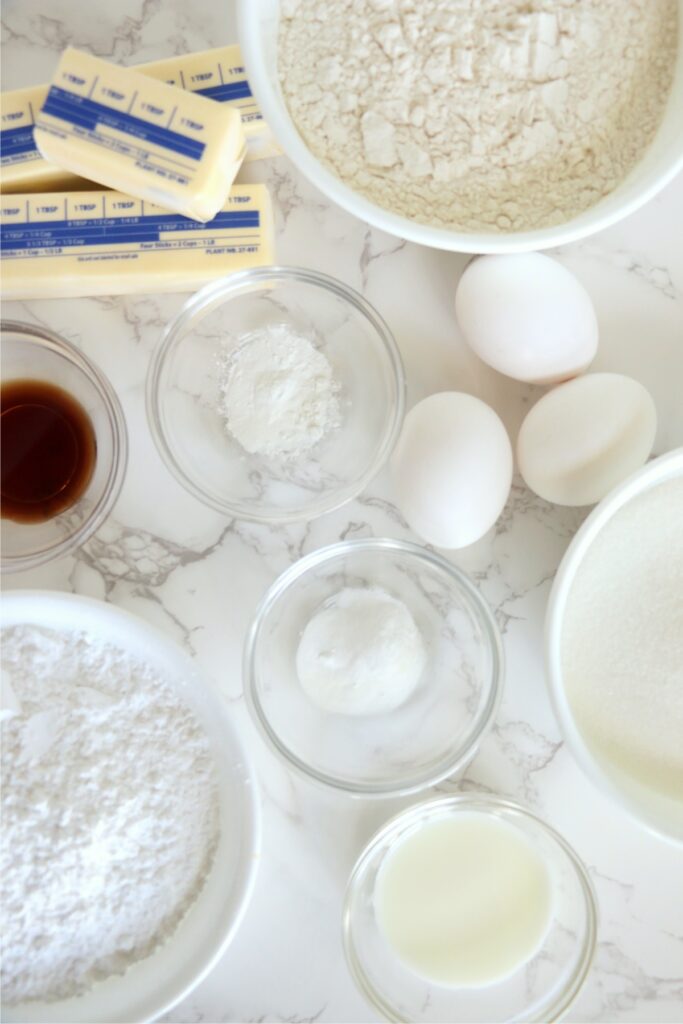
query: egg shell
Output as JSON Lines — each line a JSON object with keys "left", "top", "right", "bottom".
{"left": 454, "top": 254, "right": 599, "bottom": 384}
{"left": 517, "top": 373, "right": 657, "bottom": 507}
{"left": 391, "top": 392, "right": 513, "bottom": 549}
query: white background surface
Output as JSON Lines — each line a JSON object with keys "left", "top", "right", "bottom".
{"left": 2, "top": 1, "right": 683, "bottom": 1020}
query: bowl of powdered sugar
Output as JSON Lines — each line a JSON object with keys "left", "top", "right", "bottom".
{"left": 239, "top": 0, "right": 683, "bottom": 252}
{"left": 546, "top": 448, "right": 683, "bottom": 843}
{"left": 147, "top": 266, "right": 405, "bottom": 522}
{"left": 0, "top": 591, "right": 260, "bottom": 1023}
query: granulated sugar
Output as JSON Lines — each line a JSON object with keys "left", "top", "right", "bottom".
{"left": 279, "top": 0, "right": 678, "bottom": 232}
{"left": 0, "top": 625, "right": 220, "bottom": 1005}
{"left": 562, "top": 477, "right": 683, "bottom": 802}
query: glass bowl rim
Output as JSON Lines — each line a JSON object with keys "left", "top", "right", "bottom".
{"left": 243, "top": 537, "right": 504, "bottom": 797}
{"left": 1, "top": 319, "right": 128, "bottom": 574}
{"left": 145, "top": 265, "right": 407, "bottom": 524}
{"left": 342, "top": 792, "right": 598, "bottom": 1023}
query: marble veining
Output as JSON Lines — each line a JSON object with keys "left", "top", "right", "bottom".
{"left": 2, "top": 1, "right": 683, "bottom": 1021}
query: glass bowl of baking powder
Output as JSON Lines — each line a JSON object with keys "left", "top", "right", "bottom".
{"left": 146, "top": 266, "right": 405, "bottom": 522}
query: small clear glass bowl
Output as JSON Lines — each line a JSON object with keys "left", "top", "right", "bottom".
{"left": 146, "top": 266, "right": 406, "bottom": 523}
{"left": 244, "top": 539, "right": 503, "bottom": 796}
{"left": 343, "top": 794, "right": 598, "bottom": 1023}
{"left": 1, "top": 320, "right": 128, "bottom": 573}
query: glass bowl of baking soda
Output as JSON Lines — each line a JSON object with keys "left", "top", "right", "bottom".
{"left": 244, "top": 538, "right": 503, "bottom": 796}
{"left": 146, "top": 266, "right": 405, "bottom": 522}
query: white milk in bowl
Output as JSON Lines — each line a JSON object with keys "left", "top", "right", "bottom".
{"left": 375, "top": 814, "right": 553, "bottom": 987}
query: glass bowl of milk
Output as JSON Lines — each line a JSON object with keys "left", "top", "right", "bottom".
{"left": 244, "top": 538, "right": 502, "bottom": 797}
{"left": 343, "top": 793, "right": 597, "bottom": 1022}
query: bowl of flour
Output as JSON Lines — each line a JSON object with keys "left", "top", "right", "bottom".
{"left": 545, "top": 448, "right": 683, "bottom": 843}
{"left": 0, "top": 591, "right": 260, "bottom": 1023}
{"left": 238, "top": 0, "right": 683, "bottom": 252}
{"left": 147, "top": 266, "right": 405, "bottom": 523}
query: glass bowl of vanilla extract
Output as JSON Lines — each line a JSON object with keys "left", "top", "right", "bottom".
{"left": 1, "top": 321, "right": 127, "bottom": 573}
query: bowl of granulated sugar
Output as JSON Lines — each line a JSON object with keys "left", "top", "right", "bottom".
{"left": 0, "top": 591, "right": 260, "bottom": 1024}
{"left": 546, "top": 448, "right": 683, "bottom": 844}
{"left": 146, "top": 266, "right": 405, "bottom": 523}
{"left": 239, "top": 0, "right": 683, "bottom": 253}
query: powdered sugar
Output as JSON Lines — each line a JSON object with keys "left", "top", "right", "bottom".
{"left": 0, "top": 624, "right": 220, "bottom": 1005}
{"left": 218, "top": 323, "right": 341, "bottom": 458}
{"left": 279, "top": 0, "right": 678, "bottom": 231}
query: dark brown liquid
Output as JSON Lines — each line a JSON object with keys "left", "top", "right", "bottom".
{"left": 1, "top": 379, "right": 96, "bottom": 523}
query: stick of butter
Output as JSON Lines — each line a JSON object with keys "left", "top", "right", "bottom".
{"left": 0, "top": 46, "right": 279, "bottom": 195}
{"left": 33, "top": 48, "right": 246, "bottom": 222}
{"left": 1, "top": 85, "right": 84, "bottom": 193}
{"left": 1, "top": 185, "right": 274, "bottom": 299}
{"left": 142, "top": 46, "right": 281, "bottom": 162}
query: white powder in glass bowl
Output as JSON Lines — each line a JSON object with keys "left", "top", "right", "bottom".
{"left": 296, "top": 586, "right": 427, "bottom": 715}
{"left": 218, "top": 323, "right": 341, "bottom": 459}
{"left": 0, "top": 624, "right": 220, "bottom": 1005}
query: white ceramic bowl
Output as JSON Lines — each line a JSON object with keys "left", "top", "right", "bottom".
{"left": 238, "top": 1, "right": 683, "bottom": 254}
{"left": 1, "top": 591, "right": 260, "bottom": 1024}
{"left": 545, "top": 449, "right": 683, "bottom": 844}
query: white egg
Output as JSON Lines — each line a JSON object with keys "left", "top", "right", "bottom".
{"left": 517, "top": 373, "right": 657, "bottom": 507}
{"left": 455, "top": 254, "right": 599, "bottom": 384}
{"left": 391, "top": 392, "right": 513, "bottom": 549}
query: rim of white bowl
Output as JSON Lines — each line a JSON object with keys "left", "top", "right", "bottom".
{"left": 237, "top": 2, "right": 683, "bottom": 254}
{"left": 146, "top": 266, "right": 406, "bottom": 523}
{"left": 0, "top": 320, "right": 128, "bottom": 574}
{"left": 342, "top": 793, "right": 598, "bottom": 1023}
{"left": 243, "top": 538, "right": 504, "bottom": 797}
{"left": 545, "top": 448, "right": 683, "bottom": 845}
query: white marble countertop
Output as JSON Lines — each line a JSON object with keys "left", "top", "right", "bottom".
{"left": 2, "top": 2, "right": 683, "bottom": 1021}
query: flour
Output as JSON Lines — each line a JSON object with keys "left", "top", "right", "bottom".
{"left": 279, "top": 0, "right": 678, "bottom": 231}
{"left": 562, "top": 477, "right": 683, "bottom": 802}
{"left": 219, "top": 323, "right": 341, "bottom": 458}
{"left": 0, "top": 625, "right": 220, "bottom": 1005}
{"left": 296, "top": 586, "right": 427, "bottom": 715}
